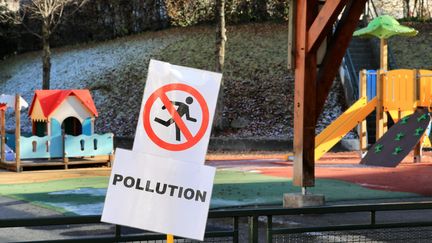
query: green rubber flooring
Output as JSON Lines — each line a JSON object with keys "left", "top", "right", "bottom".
{"left": 0, "top": 170, "right": 419, "bottom": 215}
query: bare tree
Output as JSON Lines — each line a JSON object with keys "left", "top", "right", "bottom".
{"left": 403, "top": 0, "right": 412, "bottom": 18}
{"left": 214, "top": 0, "right": 226, "bottom": 131}
{"left": 0, "top": 0, "right": 87, "bottom": 89}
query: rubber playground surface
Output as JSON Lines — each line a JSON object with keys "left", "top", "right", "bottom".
{"left": 0, "top": 151, "right": 431, "bottom": 215}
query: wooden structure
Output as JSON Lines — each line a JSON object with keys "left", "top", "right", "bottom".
{"left": 293, "top": 0, "right": 368, "bottom": 187}
{"left": 313, "top": 68, "right": 432, "bottom": 168}
{"left": 359, "top": 69, "right": 432, "bottom": 162}
{"left": 0, "top": 91, "right": 114, "bottom": 172}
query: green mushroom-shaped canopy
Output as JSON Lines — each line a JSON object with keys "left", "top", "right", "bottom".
{"left": 353, "top": 15, "right": 418, "bottom": 39}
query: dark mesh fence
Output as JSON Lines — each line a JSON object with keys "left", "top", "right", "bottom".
{"left": 273, "top": 227, "right": 432, "bottom": 243}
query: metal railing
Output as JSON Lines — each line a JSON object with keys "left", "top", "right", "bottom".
{"left": 344, "top": 48, "right": 360, "bottom": 101}
{"left": 1, "top": 202, "right": 432, "bottom": 242}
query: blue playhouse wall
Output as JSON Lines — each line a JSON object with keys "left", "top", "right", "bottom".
{"left": 82, "top": 117, "right": 92, "bottom": 135}
{"left": 12, "top": 118, "right": 113, "bottom": 160}
{"left": 50, "top": 118, "right": 63, "bottom": 158}
{"left": 5, "top": 133, "right": 15, "bottom": 150}
{"left": 64, "top": 133, "right": 114, "bottom": 157}
{"left": 0, "top": 135, "right": 15, "bottom": 161}
{"left": 19, "top": 133, "right": 113, "bottom": 159}
{"left": 20, "top": 136, "right": 52, "bottom": 159}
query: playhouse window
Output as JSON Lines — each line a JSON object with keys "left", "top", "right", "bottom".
{"left": 93, "top": 139, "right": 98, "bottom": 150}
{"left": 33, "top": 121, "right": 47, "bottom": 137}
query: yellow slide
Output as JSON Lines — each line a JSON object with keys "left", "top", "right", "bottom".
{"left": 315, "top": 97, "right": 377, "bottom": 160}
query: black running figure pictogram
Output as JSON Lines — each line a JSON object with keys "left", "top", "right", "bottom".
{"left": 154, "top": 96, "right": 197, "bottom": 141}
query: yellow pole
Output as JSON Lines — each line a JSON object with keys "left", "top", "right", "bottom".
{"left": 359, "top": 70, "right": 368, "bottom": 154}
{"left": 167, "top": 234, "right": 174, "bottom": 243}
{"left": 376, "top": 70, "right": 385, "bottom": 140}
{"left": 380, "top": 38, "right": 388, "bottom": 134}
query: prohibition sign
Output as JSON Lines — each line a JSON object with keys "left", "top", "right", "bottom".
{"left": 143, "top": 83, "right": 210, "bottom": 151}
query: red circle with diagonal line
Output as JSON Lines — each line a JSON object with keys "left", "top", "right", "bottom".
{"left": 143, "top": 83, "right": 209, "bottom": 151}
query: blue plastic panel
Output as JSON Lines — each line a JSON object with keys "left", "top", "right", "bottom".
{"left": 64, "top": 133, "right": 114, "bottom": 157}
{"left": 82, "top": 117, "right": 92, "bottom": 136}
{"left": 0, "top": 136, "right": 13, "bottom": 160}
{"left": 20, "top": 136, "right": 51, "bottom": 159}
{"left": 366, "top": 70, "right": 377, "bottom": 101}
{"left": 50, "top": 118, "right": 63, "bottom": 158}
{"left": 5, "top": 133, "right": 15, "bottom": 150}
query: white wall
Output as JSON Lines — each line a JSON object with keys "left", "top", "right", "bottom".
{"left": 50, "top": 96, "right": 93, "bottom": 125}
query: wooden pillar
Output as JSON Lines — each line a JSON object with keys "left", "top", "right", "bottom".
{"left": 15, "top": 95, "right": 21, "bottom": 172}
{"left": 1, "top": 108, "right": 5, "bottom": 163}
{"left": 380, "top": 38, "right": 388, "bottom": 71}
{"left": 376, "top": 70, "right": 385, "bottom": 140}
{"left": 414, "top": 138, "right": 422, "bottom": 163}
{"left": 413, "top": 69, "right": 422, "bottom": 162}
{"left": 63, "top": 134, "right": 69, "bottom": 169}
{"left": 292, "top": 0, "right": 367, "bottom": 187}
{"left": 293, "top": 0, "right": 317, "bottom": 187}
{"left": 380, "top": 38, "right": 388, "bottom": 134}
{"left": 359, "top": 70, "right": 368, "bottom": 154}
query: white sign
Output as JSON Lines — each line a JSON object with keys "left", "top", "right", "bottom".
{"left": 101, "top": 149, "right": 216, "bottom": 241}
{"left": 133, "top": 59, "right": 222, "bottom": 164}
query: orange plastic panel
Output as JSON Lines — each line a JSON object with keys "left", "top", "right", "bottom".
{"left": 383, "top": 69, "right": 416, "bottom": 111}
{"left": 418, "top": 70, "right": 432, "bottom": 109}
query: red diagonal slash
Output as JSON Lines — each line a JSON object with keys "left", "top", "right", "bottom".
{"left": 158, "top": 92, "right": 194, "bottom": 141}
{"left": 143, "top": 83, "right": 210, "bottom": 151}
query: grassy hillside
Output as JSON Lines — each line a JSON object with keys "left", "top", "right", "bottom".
{"left": 390, "top": 22, "right": 432, "bottom": 69}
{"left": 0, "top": 22, "right": 346, "bottom": 138}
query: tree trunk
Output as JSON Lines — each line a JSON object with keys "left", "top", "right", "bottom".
{"left": 214, "top": 0, "right": 226, "bottom": 131}
{"left": 215, "top": 0, "right": 226, "bottom": 73}
{"left": 42, "top": 23, "right": 51, "bottom": 90}
{"left": 404, "top": 0, "right": 411, "bottom": 18}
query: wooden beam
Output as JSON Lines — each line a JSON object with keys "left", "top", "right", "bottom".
{"left": 1, "top": 109, "right": 5, "bottom": 162}
{"left": 376, "top": 70, "right": 385, "bottom": 140}
{"left": 315, "top": 0, "right": 367, "bottom": 118}
{"left": 15, "top": 94, "right": 21, "bottom": 172}
{"left": 359, "top": 70, "right": 368, "bottom": 153}
{"left": 307, "top": 0, "right": 348, "bottom": 53}
{"left": 293, "top": 0, "right": 318, "bottom": 187}
{"left": 287, "top": 0, "right": 296, "bottom": 70}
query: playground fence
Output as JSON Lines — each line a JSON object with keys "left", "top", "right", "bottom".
{"left": 20, "top": 135, "right": 52, "bottom": 159}
{"left": 64, "top": 133, "right": 114, "bottom": 157}
{"left": 1, "top": 201, "right": 432, "bottom": 242}
{"left": 3, "top": 133, "right": 114, "bottom": 160}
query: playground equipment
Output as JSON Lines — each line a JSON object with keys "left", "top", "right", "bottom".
{"left": 314, "top": 16, "right": 428, "bottom": 166}
{"left": 361, "top": 108, "right": 430, "bottom": 167}
{"left": 315, "top": 69, "right": 432, "bottom": 167}
{"left": 0, "top": 90, "right": 114, "bottom": 172}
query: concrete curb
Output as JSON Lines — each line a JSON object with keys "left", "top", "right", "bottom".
{"left": 114, "top": 137, "right": 360, "bottom": 152}
{"left": 208, "top": 138, "right": 359, "bottom": 152}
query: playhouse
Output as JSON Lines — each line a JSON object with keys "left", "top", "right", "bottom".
{"left": 0, "top": 90, "right": 114, "bottom": 172}
{"left": 29, "top": 90, "right": 98, "bottom": 137}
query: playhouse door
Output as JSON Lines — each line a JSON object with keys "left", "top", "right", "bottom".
{"left": 62, "top": 117, "right": 82, "bottom": 136}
